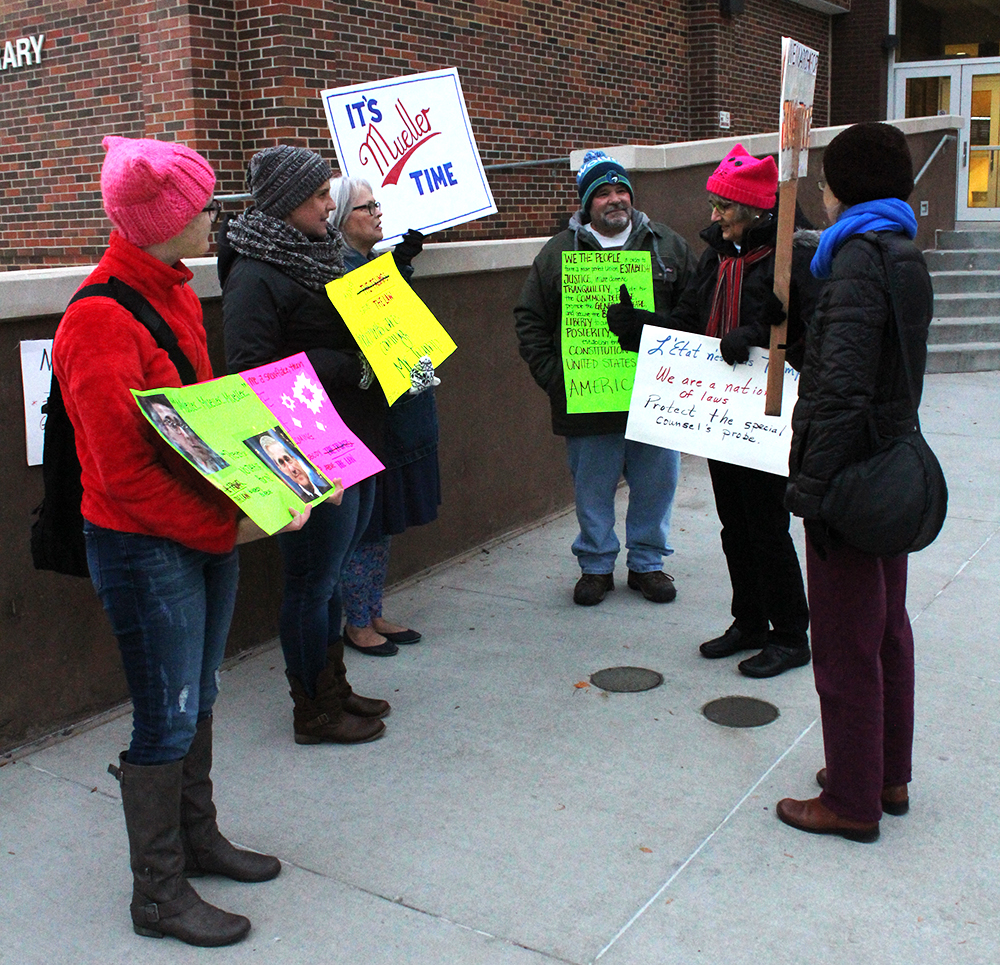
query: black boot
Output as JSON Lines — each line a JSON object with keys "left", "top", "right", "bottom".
{"left": 110, "top": 753, "right": 250, "bottom": 946}
{"left": 180, "top": 717, "right": 281, "bottom": 882}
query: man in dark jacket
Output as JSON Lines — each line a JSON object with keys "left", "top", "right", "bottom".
{"left": 514, "top": 151, "right": 696, "bottom": 606}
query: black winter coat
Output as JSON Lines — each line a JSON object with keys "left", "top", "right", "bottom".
{"left": 665, "top": 217, "right": 821, "bottom": 369}
{"left": 513, "top": 210, "right": 696, "bottom": 436}
{"left": 784, "top": 231, "right": 933, "bottom": 520}
{"left": 218, "top": 224, "right": 385, "bottom": 460}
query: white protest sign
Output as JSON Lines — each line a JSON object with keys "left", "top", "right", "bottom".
{"left": 321, "top": 68, "right": 497, "bottom": 246}
{"left": 20, "top": 338, "right": 53, "bottom": 466}
{"left": 625, "top": 326, "right": 799, "bottom": 476}
{"left": 778, "top": 37, "right": 819, "bottom": 182}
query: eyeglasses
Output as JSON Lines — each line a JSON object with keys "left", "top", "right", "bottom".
{"left": 709, "top": 198, "right": 734, "bottom": 213}
{"left": 351, "top": 200, "right": 381, "bottom": 216}
{"left": 202, "top": 199, "right": 222, "bottom": 223}
{"left": 817, "top": 179, "right": 828, "bottom": 192}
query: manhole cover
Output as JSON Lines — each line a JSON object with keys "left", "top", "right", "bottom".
{"left": 702, "top": 695, "right": 779, "bottom": 728}
{"left": 590, "top": 666, "right": 663, "bottom": 692}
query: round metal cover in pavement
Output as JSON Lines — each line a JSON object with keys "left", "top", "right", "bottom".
{"left": 702, "top": 695, "right": 779, "bottom": 728}
{"left": 590, "top": 667, "right": 663, "bottom": 692}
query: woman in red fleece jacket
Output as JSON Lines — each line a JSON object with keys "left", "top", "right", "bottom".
{"left": 54, "top": 136, "right": 310, "bottom": 948}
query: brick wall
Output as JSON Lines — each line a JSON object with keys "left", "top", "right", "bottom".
{"left": 2, "top": 0, "right": 836, "bottom": 268}
{"left": 831, "top": 0, "right": 890, "bottom": 125}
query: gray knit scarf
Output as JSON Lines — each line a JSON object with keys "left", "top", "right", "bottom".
{"left": 226, "top": 209, "right": 345, "bottom": 290}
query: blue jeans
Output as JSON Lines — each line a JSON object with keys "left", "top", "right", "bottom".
{"left": 565, "top": 433, "right": 679, "bottom": 574}
{"left": 277, "top": 476, "right": 376, "bottom": 696}
{"left": 84, "top": 523, "right": 239, "bottom": 765}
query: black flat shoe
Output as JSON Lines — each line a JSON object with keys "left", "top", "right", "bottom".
{"left": 699, "top": 623, "right": 768, "bottom": 659}
{"left": 738, "top": 642, "right": 810, "bottom": 678}
{"left": 380, "top": 628, "right": 421, "bottom": 644}
{"left": 344, "top": 629, "right": 398, "bottom": 657}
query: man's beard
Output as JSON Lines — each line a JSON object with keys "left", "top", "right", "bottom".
{"left": 593, "top": 206, "right": 630, "bottom": 234}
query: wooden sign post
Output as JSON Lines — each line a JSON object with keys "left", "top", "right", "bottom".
{"left": 765, "top": 38, "right": 819, "bottom": 417}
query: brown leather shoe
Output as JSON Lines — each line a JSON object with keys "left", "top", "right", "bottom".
{"left": 343, "top": 692, "right": 391, "bottom": 719}
{"left": 815, "top": 768, "right": 909, "bottom": 816}
{"left": 776, "top": 796, "right": 879, "bottom": 843}
{"left": 573, "top": 572, "right": 614, "bottom": 606}
{"left": 627, "top": 569, "right": 677, "bottom": 602}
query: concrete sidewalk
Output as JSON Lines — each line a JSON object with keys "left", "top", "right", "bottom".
{"left": 2, "top": 371, "right": 998, "bottom": 965}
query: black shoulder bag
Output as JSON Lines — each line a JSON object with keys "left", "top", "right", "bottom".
{"left": 819, "top": 238, "right": 948, "bottom": 557}
{"left": 31, "top": 276, "right": 198, "bottom": 577}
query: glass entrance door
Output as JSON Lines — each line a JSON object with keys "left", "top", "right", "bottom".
{"left": 961, "top": 69, "right": 1000, "bottom": 218}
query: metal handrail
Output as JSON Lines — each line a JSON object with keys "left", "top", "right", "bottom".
{"left": 914, "top": 133, "right": 957, "bottom": 185}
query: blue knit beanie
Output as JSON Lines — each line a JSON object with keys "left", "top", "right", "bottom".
{"left": 576, "top": 150, "right": 633, "bottom": 219}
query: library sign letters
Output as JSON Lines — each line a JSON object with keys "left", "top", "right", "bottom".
{"left": 2, "top": 33, "right": 44, "bottom": 72}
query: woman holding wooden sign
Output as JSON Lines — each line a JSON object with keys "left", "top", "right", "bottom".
{"left": 328, "top": 175, "right": 441, "bottom": 657}
{"left": 607, "top": 144, "right": 822, "bottom": 679}
{"left": 777, "top": 123, "right": 933, "bottom": 842}
{"left": 220, "top": 146, "right": 392, "bottom": 746}
{"left": 56, "top": 137, "right": 311, "bottom": 946}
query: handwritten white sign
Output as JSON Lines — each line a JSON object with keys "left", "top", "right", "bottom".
{"left": 625, "top": 326, "right": 799, "bottom": 475}
{"left": 20, "top": 339, "right": 53, "bottom": 466}
{"left": 778, "top": 37, "right": 819, "bottom": 182}
{"left": 321, "top": 68, "right": 497, "bottom": 246}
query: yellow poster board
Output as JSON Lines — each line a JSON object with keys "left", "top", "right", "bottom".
{"left": 326, "top": 252, "right": 456, "bottom": 404}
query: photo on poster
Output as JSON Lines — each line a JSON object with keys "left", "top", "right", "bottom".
{"left": 244, "top": 425, "right": 333, "bottom": 503}
{"left": 138, "top": 393, "right": 229, "bottom": 475}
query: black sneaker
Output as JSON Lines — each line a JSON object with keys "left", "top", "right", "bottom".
{"left": 627, "top": 569, "right": 677, "bottom": 603}
{"left": 573, "top": 572, "right": 614, "bottom": 606}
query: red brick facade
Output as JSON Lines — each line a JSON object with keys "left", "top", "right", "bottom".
{"left": 2, "top": 0, "right": 835, "bottom": 268}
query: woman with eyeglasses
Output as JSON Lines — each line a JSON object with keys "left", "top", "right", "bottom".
{"left": 607, "top": 144, "right": 822, "bottom": 679}
{"left": 219, "top": 146, "right": 394, "bottom": 746}
{"left": 328, "top": 177, "right": 440, "bottom": 656}
{"left": 54, "top": 137, "right": 311, "bottom": 947}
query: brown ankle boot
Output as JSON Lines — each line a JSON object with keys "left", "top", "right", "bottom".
{"left": 328, "top": 638, "right": 391, "bottom": 719}
{"left": 287, "top": 667, "right": 386, "bottom": 745}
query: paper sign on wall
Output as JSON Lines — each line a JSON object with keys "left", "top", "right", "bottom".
{"left": 321, "top": 67, "right": 497, "bottom": 246}
{"left": 560, "top": 250, "right": 652, "bottom": 414}
{"left": 625, "top": 325, "right": 800, "bottom": 475}
{"left": 326, "top": 252, "right": 456, "bottom": 405}
{"left": 134, "top": 353, "right": 383, "bottom": 535}
{"left": 20, "top": 338, "right": 53, "bottom": 466}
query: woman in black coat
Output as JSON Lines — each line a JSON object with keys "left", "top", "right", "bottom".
{"left": 776, "top": 123, "right": 933, "bottom": 843}
{"left": 609, "top": 144, "right": 821, "bottom": 678}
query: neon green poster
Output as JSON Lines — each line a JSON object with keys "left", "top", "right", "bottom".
{"left": 561, "top": 250, "right": 653, "bottom": 414}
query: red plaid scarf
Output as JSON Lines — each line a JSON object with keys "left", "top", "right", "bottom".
{"left": 705, "top": 244, "right": 774, "bottom": 338}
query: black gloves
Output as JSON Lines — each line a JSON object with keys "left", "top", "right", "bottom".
{"left": 605, "top": 284, "right": 665, "bottom": 353}
{"left": 804, "top": 518, "right": 840, "bottom": 561}
{"left": 719, "top": 327, "right": 754, "bottom": 365}
{"left": 392, "top": 228, "right": 425, "bottom": 268}
{"left": 761, "top": 290, "right": 787, "bottom": 327}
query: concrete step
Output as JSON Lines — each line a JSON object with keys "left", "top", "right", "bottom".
{"left": 928, "top": 317, "right": 1000, "bottom": 345}
{"left": 926, "top": 342, "right": 1000, "bottom": 373}
{"left": 935, "top": 229, "right": 1000, "bottom": 250}
{"left": 933, "top": 291, "right": 1000, "bottom": 318}
{"left": 924, "top": 248, "right": 1000, "bottom": 271}
{"left": 930, "top": 269, "right": 1000, "bottom": 293}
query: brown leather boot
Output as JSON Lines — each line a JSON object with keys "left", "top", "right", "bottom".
{"left": 180, "top": 717, "right": 281, "bottom": 881}
{"left": 328, "top": 638, "right": 391, "bottom": 719}
{"left": 287, "top": 665, "right": 386, "bottom": 745}
{"left": 110, "top": 754, "right": 251, "bottom": 946}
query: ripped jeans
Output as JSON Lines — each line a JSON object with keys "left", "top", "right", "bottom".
{"left": 84, "top": 522, "right": 239, "bottom": 765}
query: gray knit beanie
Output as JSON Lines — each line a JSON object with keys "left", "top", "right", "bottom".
{"left": 247, "top": 145, "right": 332, "bottom": 219}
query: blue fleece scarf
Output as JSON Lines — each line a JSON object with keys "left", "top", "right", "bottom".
{"left": 810, "top": 198, "right": 918, "bottom": 279}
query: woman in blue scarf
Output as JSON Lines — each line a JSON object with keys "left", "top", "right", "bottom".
{"left": 778, "top": 123, "right": 933, "bottom": 843}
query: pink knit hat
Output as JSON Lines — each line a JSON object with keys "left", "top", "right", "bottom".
{"left": 705, "top": 144, "right": 778, "bottom": 211}
{"left": 100, "top": 136, "right": 216, "bottom": 246}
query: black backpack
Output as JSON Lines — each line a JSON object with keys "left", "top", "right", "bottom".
{"left": 31, "top": 276, "right": 198, "bottom": 577}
